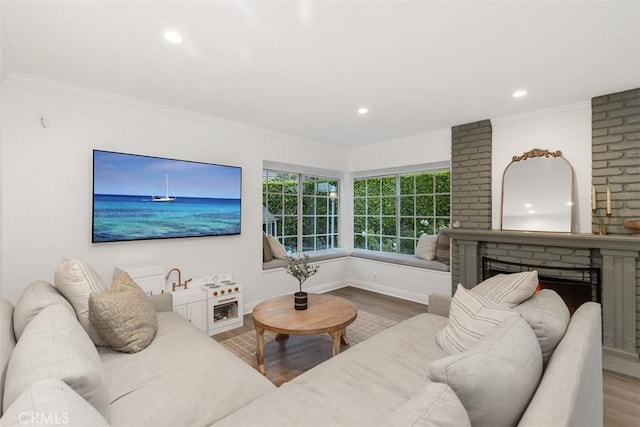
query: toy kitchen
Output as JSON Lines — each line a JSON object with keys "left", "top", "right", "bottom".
{"left": 113, "top": 265, "right": 243, "bottom": 336}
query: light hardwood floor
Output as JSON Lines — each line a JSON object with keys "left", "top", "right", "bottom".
{"left": 215, "top": 286, "right": 640, "bottom": 425}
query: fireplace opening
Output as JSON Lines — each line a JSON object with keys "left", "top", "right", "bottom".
{"left": 481, "top": 257, "right": 601, "bottom": 315}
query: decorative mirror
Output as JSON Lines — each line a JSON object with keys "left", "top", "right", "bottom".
{"left": 501, "top": 148, "right": 574, "bottom": 233}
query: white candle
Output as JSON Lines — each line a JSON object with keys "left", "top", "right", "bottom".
{"left": 591, "top": 186, "right": 596, "bottom": 210}
{"left": 606, "top": 187, "right": 611, "bottom": 215}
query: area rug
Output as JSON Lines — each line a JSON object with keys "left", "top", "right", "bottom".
{"left": 220, "top": 310, "right": 398, "bottom": 369}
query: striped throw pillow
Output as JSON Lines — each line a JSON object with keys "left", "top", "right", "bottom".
{"left": 436, "top": 286, "right": 519, "bottom": 354}
{"left": 471, "top": 271, "right": 538, "bottom": 308}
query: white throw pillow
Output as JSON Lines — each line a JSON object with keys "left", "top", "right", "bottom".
{"left": 54, "top": 258, "right": 110, "bottom": 346}
{"left": 12, "top": 280, "right": 75, "bottom": 340}
{"left": 514, "top": 289, "right": 570, "bottom": 365}
{"left": 471, "top": 271, "right": 539, "bottom": 308}
{"left": 267, "top": 234, "right": 288, "bottom": 259}
{"left": 0, "top": 378, "right": 109, "bottom": 427}
{"left": 384, "top": 382, "right": 471, "bottom": 427}
{"left": 436, "top": 286, "right": 519, "bottom": 354}
{"left": 2, "top": 305, "right": 110, "bottom": 420}
{"left": 429, "top": 315, "right": 543, "bottom": 427}
{"left": 415, "top": 234, "right": 438, "bottom": 261}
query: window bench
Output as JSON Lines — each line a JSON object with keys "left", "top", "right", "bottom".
{"left": 263, "top": 248, "right": 349, "bottom": 271}
{"left": 263, "top": 248, "right": 449, "bottom": 273}
{"left": 349, "top": 249, "right": 450, "bottom": 272}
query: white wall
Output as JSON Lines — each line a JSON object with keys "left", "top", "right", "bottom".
{"left": 345, "top": 129, "right": 454, "bottom": 300}
{"left": 0, "top": 74, "right": 349, "bottom": 306}
{"left": 491, "top": 102, "right": 592, "bottom": 233}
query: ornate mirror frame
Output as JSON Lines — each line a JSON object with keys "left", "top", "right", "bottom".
{"left": 501, "top": 148, "right": 575, "bottom": 233}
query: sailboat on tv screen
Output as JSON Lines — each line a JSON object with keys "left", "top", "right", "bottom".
{"left": 152, "top": 175, "right": 176, "bottom": 202}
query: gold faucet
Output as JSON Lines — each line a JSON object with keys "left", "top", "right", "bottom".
{"left": 165, "top": 268, "right": 192, "bottom": 291}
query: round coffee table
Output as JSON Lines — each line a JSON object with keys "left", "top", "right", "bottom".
{"left": 252, "top": 293, "right": 357, "bottom": 375}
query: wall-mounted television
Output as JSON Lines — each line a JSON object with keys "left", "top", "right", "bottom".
{"left": 92, "top": 150, "right": 242, "bottom": 243}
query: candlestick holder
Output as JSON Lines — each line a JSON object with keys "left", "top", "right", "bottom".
{"left": 594, "top": 209, "right": 611, "bottom": 236}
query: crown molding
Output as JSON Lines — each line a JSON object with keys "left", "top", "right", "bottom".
{"left": 4, "top": 72, "right": 347, "bottom": 153}
{"left": 491, "top": 100, "right": 590, "bottom": 125}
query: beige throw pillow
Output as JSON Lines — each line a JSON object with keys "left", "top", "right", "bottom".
{"left": 471, "top": 271, "right": 538, "bottom": 308}
{"left": 267, "top": 234, "right": 288, "bottom": 259}
{"left": 436, "top": 286, "right": 519, "bottom": 354}
{"left": 89, "top": 272, "right": 157, "bottom": 353}
{"left": 13, "top": 280, "right": 75, "bottom": 340}
{"left": 415, "top": 234, "right": 438, "bottom": 261}
{"left": 429, "top": 316, "right": 543, "bottom": 427}
{"left": 54, "top": 258, "right": 110, "bottom": 346}
{"left": 263, "top": 232, "right": 274, "bottom": 262}
{"left": 434, "top": 233, "right": 450, "bottom": 264}
{"left": 514, "top": 289, "right": 570, "bottom": 365}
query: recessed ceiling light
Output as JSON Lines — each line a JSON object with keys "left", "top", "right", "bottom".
{"left": 357, "top": 107, "right": 369, "bottom": 115}
{"left": 513, "top": 90, "right": 528, "bottom": 98}
{"left": 524, "top": 203, "right": 533, "bottom": 208}
{"left": 164, "top": 31, "right": 183, "bottom": 44}
{"left": 528, "top": 210, "right": 536, "bottom": 214}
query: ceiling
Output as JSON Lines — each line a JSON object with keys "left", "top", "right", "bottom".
{"left": 1, "top": 1, "right": 638, "bottom": 149}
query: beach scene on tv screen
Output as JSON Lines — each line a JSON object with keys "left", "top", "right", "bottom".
{"left": 93, "top": 150, "right": 241, "bottom": 242}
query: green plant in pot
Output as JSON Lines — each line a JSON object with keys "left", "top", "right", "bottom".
{"left": 284, "top": 254, "right": 320, "bottom": 310}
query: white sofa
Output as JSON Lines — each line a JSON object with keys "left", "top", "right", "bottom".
{"left": 0, "top": 278, "right": 603, "bottom": 426}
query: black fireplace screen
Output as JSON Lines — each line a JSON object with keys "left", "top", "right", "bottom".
{"left": 481, "top": 257, "right": 601, "bottom": 315}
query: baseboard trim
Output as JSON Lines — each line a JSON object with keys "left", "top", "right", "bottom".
{"left": 347, "top": 280, "right": 429, "bottom": 305}
{"left": 603, "top": 347, "right": 640, "bottom": 378}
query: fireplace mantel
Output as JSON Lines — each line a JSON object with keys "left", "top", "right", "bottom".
{"left": 442, "top": 228, "right": 639, "bottom": 251}
{"left": 443, "top": 227, "right": 640, "bottom": 377}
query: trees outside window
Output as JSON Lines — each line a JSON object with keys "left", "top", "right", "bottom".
{"left": 263, "top": 170, "right": 339, "bottom": 253}
{"left": 353, "top": 170, "right": 450, "bottom": 254}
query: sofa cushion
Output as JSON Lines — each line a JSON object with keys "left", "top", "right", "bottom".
{"left": 0, "top": 299, "right": 15, "bottom": 415}
{"left": 12, "top": 280, "right": 75, "bottom": 340}
{"left": 436, "top": 286, "right": 519, "bottom": 354}
{"left": 54, "top": 258, "right": 110, "bottom": 346}
{"left": 214, "top": 313, "right": 450, "bottom": 427}
{"left": 471, "top": 271, "right": 538, "bottom": 308}
{"left": 89, "top": 272, "right": 158, "bottom": 353}
{"left": 2, "top": 305, "right": 110, "bottom": 420}
{"left": 0, "top": 378, "right": 109, "bottom": 427}
{"left": 384, "top": 382, "right": 471, "bottom": 427}
{"left": 98, "top": 311, "right": 275, "bottom": 426}
{"left": 415, "top": 234, "right": 438, "bottom": 261}
{"left": 429, "top": 315, "right": 543, "bottom": 427}
{"left": 514, "top": 289, "right": 570, "bottom": 365}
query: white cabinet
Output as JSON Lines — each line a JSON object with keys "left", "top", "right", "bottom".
{"left": 172, "top": 287, "right": 208, "bottom": 334}
{"left": 174, "top": 300, "right": 207, "bottom": 332}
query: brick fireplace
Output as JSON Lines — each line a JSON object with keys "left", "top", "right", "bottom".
{"left": 447, "top": 88, "right": 639, "bottom": 377}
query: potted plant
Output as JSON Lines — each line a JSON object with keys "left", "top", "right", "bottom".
{"left": 284, "top": 254, "right": 320, "bottom": 310}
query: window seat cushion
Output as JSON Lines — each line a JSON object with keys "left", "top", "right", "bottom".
{"left": 349, "top": 249, "right": 450, "bottom": 272}
{"left": 263, "top": 248, "right": 348, "bottom": 271}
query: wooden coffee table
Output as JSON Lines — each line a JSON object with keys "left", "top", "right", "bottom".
{"left": 252, "top": 293, "right": 357, "bottom": 375}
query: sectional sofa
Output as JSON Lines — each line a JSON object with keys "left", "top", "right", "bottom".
{"left": 0, "top": 260, "right": 603, "bottom": 426}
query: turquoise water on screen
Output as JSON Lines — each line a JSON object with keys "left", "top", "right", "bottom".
{"left": 93, "top": 194, "right": 241, "bottom": 242}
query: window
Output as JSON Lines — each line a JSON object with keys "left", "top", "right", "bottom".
{"left": 353, "top": 169, "right": 450, "bottom": 254}
{"left": 263, "top": 170, "right": 339, "bottom": 253}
